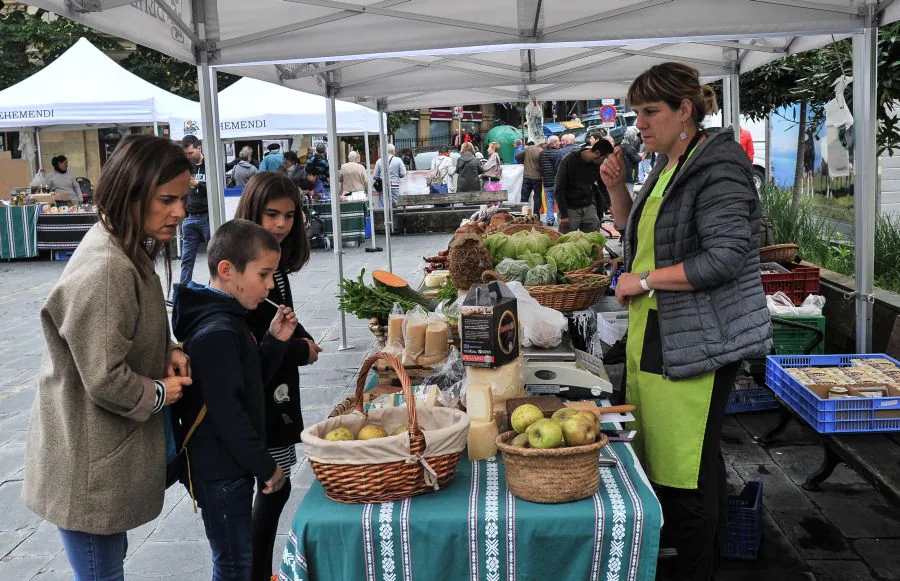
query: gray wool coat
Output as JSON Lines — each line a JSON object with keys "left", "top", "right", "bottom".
{"left": 622, "top": 128, "right": 773, "bottom": 379}
{"left": 23, "top": 224, "right": 171, "bottom": 534}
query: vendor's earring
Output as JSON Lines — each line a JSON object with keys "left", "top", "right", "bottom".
{"left": 679, "top": 121, "right": 687, "bottom": 141}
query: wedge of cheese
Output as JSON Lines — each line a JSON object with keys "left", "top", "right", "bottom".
{"left": 465, "top": 381, "right": 494, "bottom": 423}
{"left": 467, "top": 419, "right": 499, "bottom": 461}
{"left": 465, "top": 357, "right": 525, "bottom": 402}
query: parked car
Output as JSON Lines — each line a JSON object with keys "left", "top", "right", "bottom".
{"left": 581, "top": 111, "right": 636, "bottom": 144}
{"left": 413, "top": 150, "right": 461, "bottom": 171}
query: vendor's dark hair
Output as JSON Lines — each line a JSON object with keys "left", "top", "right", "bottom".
{"left": 181, "top": 135, "right": 201, "bottom": 150}
{"left": 207, "top": 219, "right": 281, "bottom": 277}
{"left": 627, "top": 62, "right": 718, "bottom": 126}
{"left": 93, "top": 135, "right": 192, "bottom": 281}
{"left": 283, "top": 151, "right": 299, "bottom": 163}
{"left": 234, "top": 172, "right": 310, "bottom": 273}
{"left": 51, "top": 155, "right": 67, "bottom": 170}
{"left": 316, "top": 143, "right": 327, "bottom": 154}
{"left": 267, "top": 143, "right": 281, "bottom": 151}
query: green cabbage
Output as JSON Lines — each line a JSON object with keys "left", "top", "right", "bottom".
{"left": 496, "top": 258, "right": 530, "bottom": 282}
{"left": 524, "top": 264, "right": 557, "bottom": 286}
{"left": 555, "top": 231, "right": 593, "bottom": 255}
{"left": 584, "top": 231, "right": 608, "bottom": 247}
{"left": 546, "top": 242, "right": 591, "bottom": 273}
{"left": 484, "top": 233, "right": 512, "bottom": 264}
{"left": 517, "top": 251, "right": 545, "bottom": 268}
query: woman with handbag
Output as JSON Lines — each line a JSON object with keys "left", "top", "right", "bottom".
{"left": 23, "top": 135, "right": 194, "bottom": 581}
{"left": 456, "top": 142, "right": 483, "bottom": 192}
{"left": 600, "top": 62, "right": 772, "bottom": 581}
{"left": 481, "top": 141, "right": 503, "bottom": 192}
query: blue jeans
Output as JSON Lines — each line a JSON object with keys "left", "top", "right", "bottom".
{"left": 638, "top": 159, "right": 652, "bottom": 183}
{"left": 58, "top": 527, "right": 127, "bottom": 581}
{"left": 197, "top": 476, "right": 255, "bottom": 581}
{"left": 543, "top": 187, "right": 556, "bottom": 224}
{"left": 179, "top": 213, "right": 211, "bottom": 286}
{"left": 429, "top": 184, "right": 449, "bottom": 194}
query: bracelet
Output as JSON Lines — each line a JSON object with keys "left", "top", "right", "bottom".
{"left": 152, "top": 380, "right": 166, "bottom": 414}
{"left": 639, "top": 277, "right": 651, "bottom": 292}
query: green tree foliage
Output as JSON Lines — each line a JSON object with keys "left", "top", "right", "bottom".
{"left": 0, "top": 3, "right": 237, "bottom": 100}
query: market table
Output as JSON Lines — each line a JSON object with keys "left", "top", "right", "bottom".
{"left": 36, "top": 212, "right": 99, "bottom": 251}
{"left": 279, "top": 437, "right": 661, "bottom": 581}
{"left": 309, "top": 200, "right": 368, "bottom": 246}
{"left": 0, "top": 204, "right": 40, "bottom": 260}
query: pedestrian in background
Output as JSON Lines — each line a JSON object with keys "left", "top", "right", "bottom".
{"left": 538, "top": 135, "right": 562, "bottom": 225}
{"left": 23, "top": 135, "right": 193, "bottom": 581}
{"left": 179, "top": 135, "right": 211, "bottom": 289}
{"left": 259, "top": 143, "right": 285, "bottom": 173}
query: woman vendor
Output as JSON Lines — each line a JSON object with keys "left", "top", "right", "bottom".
{"left": 600, "top": 62, "right": 772, "bottom": 580}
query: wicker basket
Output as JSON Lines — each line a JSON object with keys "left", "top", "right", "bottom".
{"left": 760, "top": 244, "right": 799, "bottom": 264}
{"left": 304, "top": 352, "right": 468, "bottom": 504}
{"left": 482, "top": 271, "right": 610, "bottom": 312}
{"left": 498, "top": 222, "right": 562, "bottom": 240}
{"left": 566, "top": 255, "right": 622, "bottom": 276}
{"left": 496, "top": 430, "right": 609, "bottom": 503}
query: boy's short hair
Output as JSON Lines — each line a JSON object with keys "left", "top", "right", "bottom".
{"left": 207, "top": 219, "right": 281, "bottom": 277}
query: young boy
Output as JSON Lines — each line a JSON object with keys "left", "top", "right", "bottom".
{"left": 172, "top": 219, "right": 298, "bottom": 581}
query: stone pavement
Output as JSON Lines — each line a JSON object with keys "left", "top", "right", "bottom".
{"left": 3, "top": 233, "right": 900, "bottom": 580}
{"left": 0, "top": 233, "right": 446, "bottom": 580}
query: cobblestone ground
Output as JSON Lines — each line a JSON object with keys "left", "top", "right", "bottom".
{"left": 0, "top": 233, "right": 446, "bottom": 580}
{"left": 2, "top": 233, "right": 900, "bottom": 580}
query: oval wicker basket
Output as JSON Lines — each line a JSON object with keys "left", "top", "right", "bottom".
{"left": 760, "top": 243, "right": 799, "bottom": 264}
{"left": 498, "top": 222, "right": 562, "bottom": 240}
{"left": 566, "top": 255, "right": 622, "bottom": 276}
{"left": 496, "top": 430, "right": 609, "bottom": 503}
{"left": 304, "top": 352, "right": 467, "bottom": 503}
{"left": 482, "top": 271, "right": 610, "bottom": 312}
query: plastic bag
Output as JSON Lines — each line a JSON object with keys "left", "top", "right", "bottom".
{"left": 423, "top": 347, "right": 466, "bottom": 408}
{"left": 767, "top": 292, "right": 826, "bottom": 317}
{"left": 506, "top": 281, "right": 567, "bottom": 348}
{"left": 402, "top": 305, "right": 429, "bottom": 366}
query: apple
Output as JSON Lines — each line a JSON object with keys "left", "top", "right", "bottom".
{"left": 511, "top": 403, "right": 545, "bottom": 434}
{"left": 561, "top": 415, "right": 597, "bottom": 447}
{"left": 576, "top": 410, "right": 601, "bottom": 434}
{"left": 391, "top": 424, "right": 410, "bottom": 436}
{"left": 550, "top": 408, "right": 580, "bottom": 423}
{"left": 357, "top": 424, "right": 389, "bottom": 440}
{"left": 511, "top": 433, "right": 530, "bottom": 448}
{"left": 527, "top": 419, "right": 564, "bottom": 449}
{"left": 324, "top": 427, "right": 354, "bottom": 441}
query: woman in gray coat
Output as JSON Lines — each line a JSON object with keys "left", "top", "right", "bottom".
{"left": 456, "top": 142, "right": 483, "bottom": 192}
{"left": 23, "top": 135, "right": 194, "bottom": 580}
{"left": 600, "top": 63, "right": 772, "bottom": 581}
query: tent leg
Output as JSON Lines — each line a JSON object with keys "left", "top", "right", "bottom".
{"left": 153, "top": 121, "right": 159, "bottom": 137}
{"left": 326, "top": 81, "right": 350, "bottom": 351}
{"left": 35, "top": 128, "right": 42, "bottom": 172}
{"left": 197, "top": 62, "right": 226, "bottom": 233}
{"left": 727, "top": 71, "right": 741, "bottom": 142}
{"left": 363, "top": 130, "right": 382, "bottom": 253}
{"left": 853, "top": 14, "right": 877, "bottom": 353}
{"left": 378, "top": 101, "right": 393, "bottom": 273}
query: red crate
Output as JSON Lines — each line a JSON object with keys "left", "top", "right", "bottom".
{"left": 760, "top": 264, "right": 820, "bottom": 305}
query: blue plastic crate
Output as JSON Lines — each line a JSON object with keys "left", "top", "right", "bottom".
{"left": 726, "top": 385, "right": 780, "bottom": 414}
{"left": 766, "top": 354, "right": 900, "bottom": 434}
{"left": 51, "top": 250, "right": 74, "bottom": 261}
{"left": 722, "top": 481, "right": 763, "bottom": 560}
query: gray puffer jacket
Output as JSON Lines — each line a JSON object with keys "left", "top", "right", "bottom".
{"left": 623, "top": 128, "right": 772, "bottom": 379}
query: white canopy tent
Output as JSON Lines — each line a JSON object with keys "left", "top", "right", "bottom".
{"left": 33, "top": 0, "right": 897, "bottom": 352}
{"left": 0, "top": 37, "right": 197, "bottom": 129}
{"left": 168, "top": 77, "right": 381, "bottom": 140}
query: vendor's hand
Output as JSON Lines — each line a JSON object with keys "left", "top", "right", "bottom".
{"left": 305, "top": 339, "right": 323, "bottom": 364}
{"left": 600, "top": 147, "right": 627, "bottom": 191}
{"left": 190, "top": 178, "right": 199, "bottom": 188}
{"left": 263, "top": 465, "right": 285, "bottom": 494}
{"left": 269, "top": 305, "right": 298, "bottom": 342}
{"left": 163, "top": 375, "right": 192, "bottom": 405}
{"left": 615, "top": 272, "right": 649, "bottom": 307}
{"left": 166, "top": 347, "right": 191, "bottom": 378}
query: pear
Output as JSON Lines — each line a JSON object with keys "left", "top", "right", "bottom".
{"left": 511, "top": 433, "right": 530, "bottom": 448}
{"left": 561, "top": 415, "right": 597, "bottom": 447}
{"left": 391, "top": 424, "right": 410, "bottom": 436}
{"left": 551, "top": 408, "right": 580, "bottom": 423}
{"left": 324, "top": 427, "right": 354, "bottom": 441}
{"left": 357, "top": 424, "right": 389, "bottom": 440}
{"left": 576, "top": 410, "right": 601, "bottom": 434}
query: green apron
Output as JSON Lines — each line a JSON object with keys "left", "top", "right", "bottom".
{"left": 626, "top": 166, "right": 715, "bottom": 489}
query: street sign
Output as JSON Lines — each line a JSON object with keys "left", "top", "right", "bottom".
{"left": 600, "top": 105, "right": 618, "bottom": 122}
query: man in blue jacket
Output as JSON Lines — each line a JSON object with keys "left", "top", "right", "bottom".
{"left": 258, "top": 144, "right": 285, "bottom": 172}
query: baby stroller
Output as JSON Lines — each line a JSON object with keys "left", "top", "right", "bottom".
{"left": 303, "top": 199, "right": 330, "bottom": 250}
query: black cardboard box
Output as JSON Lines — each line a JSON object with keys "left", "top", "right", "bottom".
{"left": 460, "top": 281, "right": 520, "bottom": 368}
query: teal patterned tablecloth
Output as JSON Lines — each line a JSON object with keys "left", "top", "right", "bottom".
{"left": 280, "top": 440, "right": 661, "bottom": 581}
{"left": 0, "top": 204, "right": 39, "bottom": 260}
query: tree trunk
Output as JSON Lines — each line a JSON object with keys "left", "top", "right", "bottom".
{"left": 791, "top": 99, "right": 808, "bottom": 215}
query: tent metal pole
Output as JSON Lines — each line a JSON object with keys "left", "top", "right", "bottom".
{"left": 378, "top": 102, "right": 393, "bottom": 273}
{"left": 152, "top": 121, "right": 159, "bottom": 136}
{"left": 35, "top": 128, "right": 42, "bottom": 172}
{"left": 363, "top": 130, "right": 383, "bottom": 253}
{"left": 852, "top": 11, "right": 877, "bottom": 352}
{"left": 197, "top": 61, "right": 226, "bottom": 233}
{"left": 728, "top": 72, "right": 741, "bottom": 143}
{"left": 326, "top": 80, "right": 350, "bottom": 350}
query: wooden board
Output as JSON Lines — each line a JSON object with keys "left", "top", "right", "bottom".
{"left": 395, "top": 190, "right": 507, "bottom": 207}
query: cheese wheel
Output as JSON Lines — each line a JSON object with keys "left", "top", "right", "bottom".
{"left": 467, "top": 419, "right": 499, "bottom": 461}
{"left": 424, "top": 271, "right": 449, "bottom": 288}
{"left": 465, "top": 382, "right": 494, "bottom": 423}
{"left": 465, "top": 357, "right": 525, "bottom": 402}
